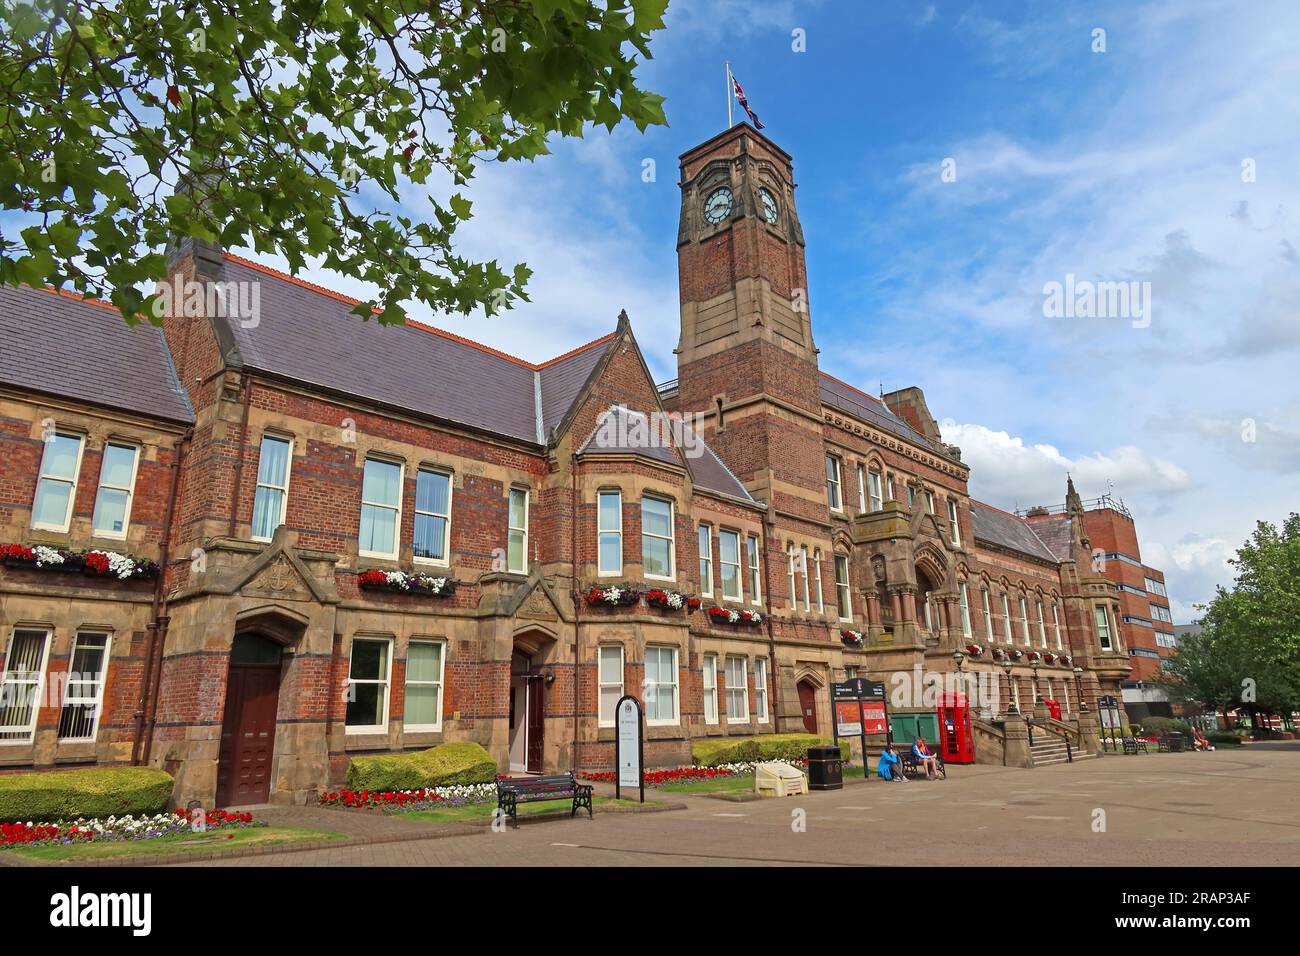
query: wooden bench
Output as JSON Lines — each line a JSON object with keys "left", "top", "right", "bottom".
{"left": 900, "top": 750, "right": 946, "bottom": 779}
{"left": 495, "top": 772, "right": 593, "bottom": 829}
{"left": 1122, "top": 737, "right": 1148, "bottom": 755}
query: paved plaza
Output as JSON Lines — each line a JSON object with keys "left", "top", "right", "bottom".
{"left": 173, "top": 743, "right": 1300, "bottom": 867}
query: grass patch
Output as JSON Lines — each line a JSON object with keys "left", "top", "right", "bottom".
{"left": 397, "top": 796, "right": 640, "bottom": 824}
{"left": 8, "top": 826, "right": 343, "bottom": 862}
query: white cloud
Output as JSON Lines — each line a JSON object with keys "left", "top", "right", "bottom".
{"left": 938, "top": 422, "right": 1192, "bottom": 512}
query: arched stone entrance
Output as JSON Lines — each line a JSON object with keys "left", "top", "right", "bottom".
{"left": 509, "top": 627, "right": 557, "bottom": 774}
{"left": 215, "top": 632, "right": 285, "bottom": 807}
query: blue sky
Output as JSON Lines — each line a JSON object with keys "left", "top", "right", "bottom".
{"left": 246, "top": 1, "right": 1300, "bottom": 620}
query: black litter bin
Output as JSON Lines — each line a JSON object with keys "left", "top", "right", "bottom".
{"left": 1167, "top": 732, "right": 1185, "bottom": 753}
{"left": 807, "top": 745, "right": 843, "bottom": 791}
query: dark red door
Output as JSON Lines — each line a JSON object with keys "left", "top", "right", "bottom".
{"left": 216, "top": 660, "right": 281, "bottom": 806}
{"left": 526, "top": 675, "right": 545, "bottom": 773}
{"left": 798, "top": 681, "right": 818, "bottom": 734}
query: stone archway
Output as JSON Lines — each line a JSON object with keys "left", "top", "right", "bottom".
{"left": 509, "top": 626, "right": 558, "bottom": 774}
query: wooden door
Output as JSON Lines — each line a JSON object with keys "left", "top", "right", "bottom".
{"left": 215, "top": 661, "right": 281, "bottom": 806}
{"left": 525, "top": 675, "right": 545, "bottom": 773}
{"left": 798, "top": 680, "right": 818, "bottom": 734}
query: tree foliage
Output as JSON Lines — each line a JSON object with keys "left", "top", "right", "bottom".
{"left": 0, "top": 0, "right": 668, "bottom": 323}
{"left": 1160, "top": 513, "right": 1300, "bottom": 718}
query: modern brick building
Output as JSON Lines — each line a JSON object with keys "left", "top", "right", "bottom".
{"left": 1, "top": 125, "right": 1143, "bottom": 807}
{"left": 1024, "top": 495, "right": 1178, "bottom": 720}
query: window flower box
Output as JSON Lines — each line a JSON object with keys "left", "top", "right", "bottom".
{"left": 644, "top": 589, "right": 697, "bottom": 611}
{"left": 1042, "top": 652, "right": 1057, "bottom": 665}
{"left": 0, "top": 543, "right": 158, "bottom": 580}
{"left": 1027, "top": 651, "right": 1042, "bottom": 664}
{"left": 583, "top": 584, "right": 642, "bottom": 607}
{"left": 358, "top": 568, "right": 454, "bottom": 596}
{"left": 1060, "top": 655, "right": 1073, "bottom": 667}
{"left": 991, "top": 647, "right": 1007, "bottom": 660}
{"left": 706, "top": 606, "right": 763, "bottom": 626}
{"left": 840, "top": 629, "right": 865, "bottom": 647}
{"left": 964, "top": 643, "right": 985, "bottom": 657}
{"left": 1008, "top": 649, "right": 1024, "bottom": 661}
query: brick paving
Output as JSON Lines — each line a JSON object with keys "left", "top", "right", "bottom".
{"left": 166, "top": 745, "right": 1300, "bottom": 867}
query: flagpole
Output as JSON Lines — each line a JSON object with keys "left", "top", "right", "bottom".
{"left": 725, "top": 60, "right": 733, "bottom": 127}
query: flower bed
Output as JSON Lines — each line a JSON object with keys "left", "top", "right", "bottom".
{"left": 0, "top": 809, "right": 259, "bottom": 848}
{"left": 584, "top": 584, "right": 642, "bottom": 606}
{"left": 577, "top": 759, "right": 807, "bottom": 787}
{"left": 358, "top": 568, "right": 454, "bottom": 596}
{"left": 0, "top": 543, "right": 158, "bottom": 580}
{"left": 319, "top": 782, "right": 496, "bottom": 814}
{"left": 706, "top": 606, "right": 763, "bottom": 626}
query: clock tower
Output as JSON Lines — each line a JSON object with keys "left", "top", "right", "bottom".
{"left": 671, "top": 124, "right": 826, "bottom": 514}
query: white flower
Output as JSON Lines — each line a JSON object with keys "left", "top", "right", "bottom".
{"left": 666, "top": 592, "right": 684, "bottom": 609}
{"left": 727, "top": 610, "right": 740, "bottom": 623}
{"left": 604, "top": 586, "right": 621, "bottom": 604}
{"left": 750, "top": 612, "right": 763, "bottom": 624}
{"left": 32, "top": 545, "right": 64, "bottom": 567}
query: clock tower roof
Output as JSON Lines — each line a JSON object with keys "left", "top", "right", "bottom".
{"left": 678, "top": 122, "right": 793, "bottom": 166}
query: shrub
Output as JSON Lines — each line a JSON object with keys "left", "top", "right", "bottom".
{"left": 692, "top": 733, "right": 849, "bottom": 767}
{"left": 0, "top": 767, "right": 174, "bottom": 822}
{"left": 1135, "top": 717, "right": 1191, "bottom": 736}
{"left": 346, "top": 742, "right": 496, "bottom": 792}
{"left": 1206, "top": 732, "right": 1243, "bottom": 746}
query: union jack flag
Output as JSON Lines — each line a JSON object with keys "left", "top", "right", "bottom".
{"left": 732, "top": 76, "right": 765, "bottom": 130}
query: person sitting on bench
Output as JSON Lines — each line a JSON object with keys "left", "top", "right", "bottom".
{"left": 1192, "top": 726, "right": 1215, "bottom": 752}
{"left": 877, "top": 745, "right": 906, "bottom": 782}
{"left": 912, "top": 736, "right": 941, "bottom": 780}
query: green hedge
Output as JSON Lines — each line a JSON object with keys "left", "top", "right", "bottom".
{"left": 0, "top": 768, "right": 174, "bottom": 822}
{"left": 346, "top": 742, "right": 497, "bottom": 792}
{"left": 1134, "top": 717, "right": 1192, "bottom": 735}
{"left": 692, "top": 733, "right": 849, "bottom": 767}
{"left": 1206, "top": 732, "right": 1243, "bottom": 746}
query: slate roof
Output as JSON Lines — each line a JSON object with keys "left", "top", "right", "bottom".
{"left": 1024, "top": 514, "right": 1074, "bottom": 562}
{"left": 219, "top": 255, "right": 614, "bottom": 446}
{"left": 577, "top": 405, "right": 755, "bottom": 503}
{"left": 819, "top": 372, "right": 936, "bottom": 450}
{"left": 0, "top": 285, "right": 194, "bottom": 424}
{"left": 970, "top": 500, "right": 1059, "bottom": 563}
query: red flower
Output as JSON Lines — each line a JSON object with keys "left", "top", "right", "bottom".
{"left": 83, "top": 552, "right": 110, "bottom": 575}
{"left": 358, "top": 569, "right": 387, "bottom": 588}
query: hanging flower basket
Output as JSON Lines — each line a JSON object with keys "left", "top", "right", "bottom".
{"left": 584, "top": 584, "right": 641, "bottom": 607}
{"left": 0, "top": 543, "right": 158, "bottom": 580}
{"left": 358, "top": 568, "right": 454, "bottom": 596}
{"left": 991, "top": 647, "right": 1007, "bottom": 661}
{"left": 1008, "top": 649, "right": 1024, "bottom": 661}
{"left": 840, "top": 629, "right": 865, "bottom": 647}
{"left": 1060, "top": 655, "right": 1073, "bottom": 667}
{"left": 1027, "top": 651, "right": 1043, "bottom": 664}
{"left": 1042, "top": 652, "right": 1058, "bottom": 665}
{"left": 964, "top": 643, "right": 985, "bottom": 657}
{"left": 645, "top": 589, "right": 696, "bottom": 611}
{"left": 707, "top": 606, "right": 763, "bottom": 626}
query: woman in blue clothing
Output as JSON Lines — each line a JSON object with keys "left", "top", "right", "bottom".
{"left": 877, "top": 745, "right": 905, "bottom": 781}
{"left": 912, "top": 736, "right": 941, "bottom": 780}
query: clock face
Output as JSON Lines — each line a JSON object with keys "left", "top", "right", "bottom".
{"left": 760, "top": 188, "right": 779, "bottom": 223}
{"left": 703, "top": 187, "right": 733, "bottom": 224}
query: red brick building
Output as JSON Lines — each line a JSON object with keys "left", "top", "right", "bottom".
{"left": 1024, "top": 496, "right": 1177, "bottom": 720}
{"left": 0, "top": 125, "right": 1141, "bottom": 806}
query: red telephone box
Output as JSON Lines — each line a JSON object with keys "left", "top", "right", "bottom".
{"left": 1044, "top": 698, "right": 1062, "bottom": 721}
{"left": 937, "top": 692, "right": 974, "bottom": 764}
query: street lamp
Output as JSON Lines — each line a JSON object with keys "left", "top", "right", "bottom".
{"left": 1073, "top": 666, "right": 1087, "bottom": 713}
{"left": 1001, "top": 660, "right": 1018, "bottom": 715}
{"left": 1029, "top": 658, "right": 1042, "bottom": 706}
